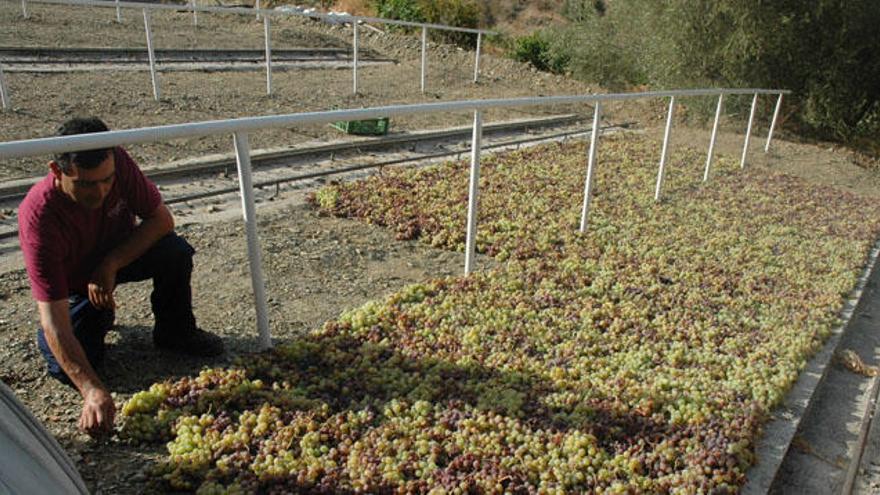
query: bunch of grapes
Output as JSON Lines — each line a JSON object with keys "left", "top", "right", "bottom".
{"left": 123, "top": 136, "right": 880, "bottom": 493}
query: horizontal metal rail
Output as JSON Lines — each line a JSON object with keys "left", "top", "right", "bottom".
{"left": 0, "top": 89, "right": 788, "bottom": 159}
{"left": 22, "top": 0, "right": 497, "bottom": 35}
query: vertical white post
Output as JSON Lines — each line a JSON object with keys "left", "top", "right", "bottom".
{"left": 191, "top": 0, "right": 197, "bottom": 27}
{"left": 255, "top": 0, "right": 260, "bottom": 20}
{"left": 143, "top": 9, "right": 161, "bottom": 101}
{"left": 741, "top": 93, "right": 758, "bottom": 168}
{"left": 580, "top": 102, "right": 601, "bottom": 232}
{"left": 464, "top": 110, "right": 483, "bottom": 275}
{"left": 352, "top": 20, "right": 359, "bottom": 94}
{"left": 232, "top": 132, "right": 272, "bottom": 350}
{"left": 0, "top": 65, "right": 11, "bottom": 111}
{"left": 420, "top": 27, "right": 427, "bottom": 93}
{"left": 264, "top": 16, "right": 272, "bottom": 95}
{"left": 21, "top": 0, "right": 28, "bottom": 19}
{"left": 654, "top": 96, "right": 675, "bottom": 201}
{"left": 704, "top": 93, "right": 724, "bottom": 182}
{"left": 115, "top": 0, "right": 121, "bottom": 23}
{"left": 473, "top": 32, "right": 482, "bottom": 83}
{"left": 765, "top": 93, "right": 783, "bottom": 152}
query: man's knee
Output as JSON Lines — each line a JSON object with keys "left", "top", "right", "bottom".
{"left": 153, "top": 233, "right": 196, "bottom": 269}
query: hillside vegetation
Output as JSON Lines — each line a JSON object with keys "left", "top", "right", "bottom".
{"left": 294, "top": 0, "right": 879, "bottom": 155}
{"left": 511, "top": 1, "right": 880, "bottom": 149}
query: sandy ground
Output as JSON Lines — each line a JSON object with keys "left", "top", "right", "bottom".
{"left": 3, "top": 2, "right": 880, "bottom": 493}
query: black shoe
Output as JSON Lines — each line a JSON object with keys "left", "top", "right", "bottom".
{"left": 154, "top": 328, "right": 225, "bottom": 357}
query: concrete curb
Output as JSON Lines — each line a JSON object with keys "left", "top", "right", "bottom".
{"left": 743, "top": 240, "right": 880, "bottom": 493}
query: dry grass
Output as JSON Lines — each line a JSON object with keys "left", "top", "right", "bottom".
{"left": 270, "top": 0, "right": 568, "bottom": 34}
{"left": 331, "top": 0, "right": 372, "bottom": 16}
{"left": 835, "top": 349, "right": 880, "bottom": 377}
{"left": 479, "top": 0, "right": 567, "bottom": 34}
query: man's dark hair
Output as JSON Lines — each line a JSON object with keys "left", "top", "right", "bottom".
{"left": 54, "top": 117, "right": 113, "bottom": 173}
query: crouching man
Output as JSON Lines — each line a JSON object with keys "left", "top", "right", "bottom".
{"left": 18, "top": 117, "right": 224, "bottom": 437}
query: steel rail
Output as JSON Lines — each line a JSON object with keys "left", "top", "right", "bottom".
{"left": 22, "top": 0, "right": 497, "bottom": 35}
{"left": 0, "top": 114, "right": 582, "bottom": 201}
{"left": 0, "top": 47, "right": 388, "bottom": 63}
{"left": 0, "top": 123, "right": 626, "bottom": 242}
{"left": 164, "top": 125, "right": 617, "bottom": 207}
{"left": 0, "top": 89, "right": 789, "bottom": 159}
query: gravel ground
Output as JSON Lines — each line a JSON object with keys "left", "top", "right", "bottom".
{"left": 0, "top": 190, "right": 497, "bottom": 494}
{"left": 4, "top": 2, "right": 880, "bottom": 493}
{"left": 0, "top": 0, "right": 595, "bottom": 181}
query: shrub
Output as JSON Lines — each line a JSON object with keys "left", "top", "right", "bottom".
{"left": 370, "top": 0, "right": 480, "bottom": 48}
{"left": 512, "top": 32, "right": 550, "bottom": 71}
{"left": 522, "top": 1, "right": 880, "bottom": 145}
{"left": 562, "top": 0, "right": 605, "bottom": 21}
{"left": 371, "top": 0, "right": 424, "bottom": 24}
{"left": 420, "top": 0, "right": 480, "bottom": 48}
{"left": 512, "top": 31, "right": 569, "bottom": 74}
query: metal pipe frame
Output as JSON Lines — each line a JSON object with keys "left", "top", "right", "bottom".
{"left": 264, "top": 16, "right": 272, "bottom": 95}
{"left": 655, "top": 96, "right": 676, "bottom": 201}
{"left": 765, "top": 93, "right": 783, "bottom": 152}
{"left": 26, "top": 0, "right": 497, "bottom": 36}
{"left": 11, "top": 0, "right": 492, "bottom": 98}
{"left": 352, "top": 21, "right": 359, "bottom": 94}
{"left": 0, "top": 87, "right": 788, "bottom": 346}
{"left": 0, "top": 89, "right": 790, "bottom": 159}
{"left": 142, "top": 9, "right": 160, "bottom": 101}
{"left": 0, "top": 65, "right": 10, "bottom": 111}
{"left": 473, "top": 33, "right": 481, "bottom": 83}
{"left": 420, "top": 27, "right": 427, "bottom": 93}
{"left": 741, "top": 93, "right": 758, "bottom": 168}
{"left": 580, "top": 102, "right": 601, "bottom": 232}
{"left": 232, "top": 132, "right": 272, "bottom": 349}
{"left": 704, "top": 94, "right": 723, "bottom": 182}
{"left": 464, "top": 110, "right": 483, "bottom": 275}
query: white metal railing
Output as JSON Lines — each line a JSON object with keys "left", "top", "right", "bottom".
{"left": 0, "top": 88, "right": 789, "bottom": 349}
{"left": 10, "top": 0, "right": 495, "bottom": 101}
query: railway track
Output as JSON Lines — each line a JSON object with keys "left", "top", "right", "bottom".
{"left": 0, "top": 114, "right": 625, "bottom": 246}
{"left": 0, "top": 46, "right": 395, "bottom": 72}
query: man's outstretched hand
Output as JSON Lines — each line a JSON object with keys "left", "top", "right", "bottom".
{"left": 80, "top": 386, "right": 115, "bottom": 437}
{"left": 88, "top": 260, "right": 118, "bottom": 310}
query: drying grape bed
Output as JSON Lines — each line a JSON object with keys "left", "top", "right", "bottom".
{"left": 121, "top": 136, "right": 880, "bottom": 494}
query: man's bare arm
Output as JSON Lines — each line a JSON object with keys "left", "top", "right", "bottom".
{"left": 89, "top": 203, "right": 174, "bottom": 309}
{"left": 37, "top": 300, "right": 115, "bottom": 435}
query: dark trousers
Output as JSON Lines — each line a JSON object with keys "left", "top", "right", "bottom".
{"left": 37, "top": 233, "right": 197, "bottom": 385}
